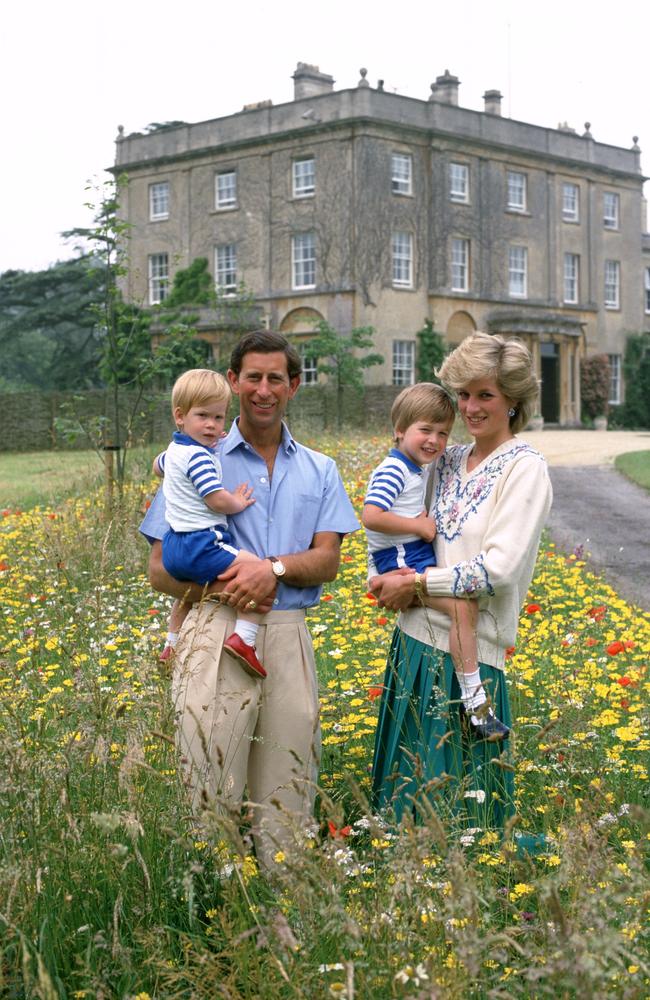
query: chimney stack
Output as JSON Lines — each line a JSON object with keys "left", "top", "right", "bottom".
{"left": 483, "top": 89, "right": 503, "bottom": 116}
{"left": 429, "top": 70, "right": 460, "bottom": 106}
{"left": 292, "top": 63, "right": 334, "bottom": 101}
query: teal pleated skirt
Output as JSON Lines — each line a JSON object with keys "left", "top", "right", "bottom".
{"left": 371, "top": 627, "right": 515, "bottom": 829}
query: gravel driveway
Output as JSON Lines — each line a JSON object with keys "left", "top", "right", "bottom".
{"left": 517, "top": 430, "right": 650, "bottom": 611}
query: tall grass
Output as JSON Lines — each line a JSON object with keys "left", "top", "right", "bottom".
{"left": 0, "top": 436, "right": 648, "bottom": 998}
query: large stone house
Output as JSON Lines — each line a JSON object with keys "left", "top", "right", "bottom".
{"left": 112, "top": 63, "right": 649, "bottom": 424}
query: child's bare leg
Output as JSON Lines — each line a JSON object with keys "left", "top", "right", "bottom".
{"left": 161, "top": 598, "right": 191, "bottom": 661}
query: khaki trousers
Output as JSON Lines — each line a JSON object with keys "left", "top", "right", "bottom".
{"left": 172, "top": 602, "right": 321, "bottom": 869}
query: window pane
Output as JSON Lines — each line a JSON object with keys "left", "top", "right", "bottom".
{"left": 508, "top": 245, "right": 527, "bottom": 297}
{"left": 216, "top": 171, "right": 237, "bottom": 208}
{"left": 148, "top": 253, "right": 169, "bottom": 304}
{"left": 449, "top": 163, "right": 469, "bottom": 202}
{"left": 293, "top": 158, "right": 315, "bottom": 197}
{"left": 391, "top": 153, "right": 412, "bottom": 195}
{"left": 392, "top": 232, "right": 413, "bottom": 287}
{"left": 603, "top": 192, "right": 619, "bottom": 228}
{"left": 564, "top": 253, "right": 579, "bottom": 303}
{"left": 645, "top": 268, "right": 650, "bottom": 313}
{"left": 215, "top": 244, "right": 237, "bottom": 292}
{"left": 604, "top": 259, "right": 620, "bottom": 308}
{"left": 292, "top": 232, "right": 316, "bottom": 288}
{"left": 149, "top": 182, "right": 169, "bottom": 220}
{"left": 507, "top": 171, "right": 526, "bottom": 211}
{"left": 392, "top": 340, "right": 415, "bottom": 386}
{"left": 451, "top": 238, "right": 469, "bottom": 291}
{"left": 562, "top": 182, "right": 579, "bottom": 221}
{"left": 608, "top": 354, "right": 621, "bottom": 405}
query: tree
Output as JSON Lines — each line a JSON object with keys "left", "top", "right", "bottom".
{"left": 299, "top": 320, "right": 383, "bottom": 427}
{"left": 0, "top": 257, "right": 105, "bottom": 391}
{"left": 415, "top": 320, "right": 447, "bottom": 382}
{"left": 617, "top": 333, "right": 650, "bottom": 428}
{"left": 580, "top": 354, "right": 611, "bottom": 422}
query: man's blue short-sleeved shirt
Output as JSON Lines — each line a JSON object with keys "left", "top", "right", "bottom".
{"left": 140, "top": 420, "right": 360, "bottom": 610}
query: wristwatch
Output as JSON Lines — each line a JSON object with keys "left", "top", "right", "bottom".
{"left": 268, "top": 556, "right": 287, "bottom": 578}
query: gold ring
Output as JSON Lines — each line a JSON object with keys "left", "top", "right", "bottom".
{"left": 246, "top": 600, "right": 257, "bottom": 610}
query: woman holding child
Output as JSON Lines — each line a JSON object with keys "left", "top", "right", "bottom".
{"left": 370, "top": 332, "right": 552, "bottom": 831}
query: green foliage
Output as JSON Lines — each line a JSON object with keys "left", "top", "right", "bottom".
{"left": 299, "top": 320, "right": 384, "bottom": 428}
{"left": 580, "top": 354, "right": 611, "bottom": 422}
{"left": 0, "top": 257, "right": 105, "bottom": 391}
{"left": 415, "top": 319, "right": 447, "bottom": 382}
{"left": 163, "top": 257, "right": 215, "bottom": 309}
{"left": 616, "top": 333, "right": 650, "bottom": 429}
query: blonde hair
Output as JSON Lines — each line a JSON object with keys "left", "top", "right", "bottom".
{"left": 437, "top": 333, "right": 539, "bottom": 434}
{"left": 171, "top": 368, "right": 231, "bottom": 417}
{"left": 391, "top": 382, "right": 456, "bottom": 435}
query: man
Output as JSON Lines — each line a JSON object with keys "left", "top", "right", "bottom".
{"left": 140, "top": 331, "right": 359, "bottom": 867}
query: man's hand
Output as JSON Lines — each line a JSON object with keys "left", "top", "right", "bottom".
{"left": 412, "top": 511, "right": 437, "bottom": 542}
{"left": 218, "top": 559, "right": 277, "bottom": 611}
{"left": 370, "top": 567, "right": 417, "bottom": 612}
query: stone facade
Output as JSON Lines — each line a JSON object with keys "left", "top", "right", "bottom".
{"left": 112, "top": 63, "right": 649, "bottom": 425}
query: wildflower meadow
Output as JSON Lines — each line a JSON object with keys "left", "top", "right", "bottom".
{"left": 0, "top": 436, "right": 648, "bottom": 999}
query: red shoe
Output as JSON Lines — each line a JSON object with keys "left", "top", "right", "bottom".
{"left": 224, "top": 633, "right": 267, "bottom": 679}
{"left": 159, "top": 644, "right": 175, "bottom": 664}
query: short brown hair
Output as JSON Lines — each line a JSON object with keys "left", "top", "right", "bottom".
{"left": 230, "top": 330, "right": 302, "bottom": 379}
{"left": 390, "top": 382, "right": 456, "bottom": 434}
{"left": 171, "top": 368, "right": 231, "bottom": 417}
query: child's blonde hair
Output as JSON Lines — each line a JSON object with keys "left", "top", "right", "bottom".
{"left": 390, "top": 382, "right": 456, "bottom": 436}
{"left": 171, "top": 369, "right": 230, "bottom": 417}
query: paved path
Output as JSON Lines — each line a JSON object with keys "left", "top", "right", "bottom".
{"left": 517, "top": 430, "right": 650, "bottom": 611}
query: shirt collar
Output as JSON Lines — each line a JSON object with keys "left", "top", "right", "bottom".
{"left": 172, "top": 431, "right": 216, "bottom": 452}
{"left": 222, "top": 418, "right": 297, "bottom": 456}
{"left": 389, "top": 447, "right": 422, "bottom": 474}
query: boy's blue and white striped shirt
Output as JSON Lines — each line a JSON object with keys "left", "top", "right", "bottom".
{"left": 363, "top": 448, "right": 428, "bottom": 554}
{"left": 160, "top": 431, "right": 227, "bottom": 533}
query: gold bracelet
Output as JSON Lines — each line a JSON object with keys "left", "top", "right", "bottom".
{"left": 413, "top": 571, "right": 426, "bottom": 602}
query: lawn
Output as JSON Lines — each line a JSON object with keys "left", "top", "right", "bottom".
{"left": 615, "top": 450, "right": 650, "bottom": 492}
{"left": 0, "top": 435, "right": 648, "bottom": 998}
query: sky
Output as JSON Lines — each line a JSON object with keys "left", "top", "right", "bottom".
{"left": 1, "top": 0, "right": 648, "bottom": 274}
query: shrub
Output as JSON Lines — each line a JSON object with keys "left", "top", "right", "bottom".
{"left": 580, "top": 354, "right": 610, "bottom": 421}
{"left": 618, "top": 332, "right": 650, "bottom": 428}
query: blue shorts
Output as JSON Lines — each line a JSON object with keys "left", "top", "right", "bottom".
{"left": 162, "top": 526, "right": 240, "bottom": 585}
{"left": 372, "top": 538, "right": 436, "bottom": 575}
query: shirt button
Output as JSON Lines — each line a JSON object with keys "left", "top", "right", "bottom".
{"left": 260, "top": 476, "right": 267, "bottom": 483}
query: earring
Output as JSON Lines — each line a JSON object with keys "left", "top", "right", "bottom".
{"left": 508, "top": 408, "right": 516, "bottom": 418}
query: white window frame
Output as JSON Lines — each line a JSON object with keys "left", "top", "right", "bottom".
{"left": 645, "top": 267, "right": 650, "bottom": 314}
{"left": 215, "top": 244, "right": 237, "bottom": 294}
{"left": 392, "top": 340, "right": 415, "bottom": 386}
{"left": 507, "top": 170, "right": 527, "bottom": 212}
{"left": 451, "top": 238, "right": 469, "bottom": 292}
{"left": 391, "top": 153, "right": 412, "bottom": 196}
{"left": 604, "top": 259, "right": 620, "bottom": 309}
{"left": 215, "top": 170, "right": 237, "bottom": 210}
{"left": 563, "top": 253, "right": 579, "bottom": 304}
{"left": 562, "top": 182, "right": 579, "bottom": 222}
{"left": 148, "top": 253, "right": 169, "bottom": 305}
{"left": 508, "top": 245, "right": 528, "bottom": 298}
{"left": 293, "top": 157, "right": 315, "bottom": 198}
{"left": 300, "top": 347, "right": 319, "bottom": 385}
{"left": 291, "top": 232, "right": 316, "bottom": 289}
{"left": 149, "top": 181, "right": 169, "bottom": 221}
{"left": 603, "top": 192, "right": 620, "bottom": 230}
{"left": 608, "top": 354, "right": 622, "bottom": 406}
{"left": 449, "top": 162, "right": 469, "bottom": 203}
{"left": 392, "top": 232, "right": 413, "bottom": 288}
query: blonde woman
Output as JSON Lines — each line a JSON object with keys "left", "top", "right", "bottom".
{"left": 370, "top": 333, "right": 552, "bottom": 833}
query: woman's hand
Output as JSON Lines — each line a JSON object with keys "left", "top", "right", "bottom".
{"left": 370, "top": 567, "right": 418, "bottom": 612}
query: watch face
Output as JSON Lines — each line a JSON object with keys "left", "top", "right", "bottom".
{"left": 271, "top": 558, "right": 286, "bottom": 577}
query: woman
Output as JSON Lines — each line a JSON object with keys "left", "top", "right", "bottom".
{"left": 370, "top": 332, "right": 552, "bottom": 831}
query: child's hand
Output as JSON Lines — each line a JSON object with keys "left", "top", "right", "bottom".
{"left": 231, "top": 482, "right": 256, "bottom": 511}
{"left": 413, "top": 511, "right": 437, "bottom": 542}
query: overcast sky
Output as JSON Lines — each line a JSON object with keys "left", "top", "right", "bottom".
{"left": 2, "top": 0, "right": 647, "bottom": 274}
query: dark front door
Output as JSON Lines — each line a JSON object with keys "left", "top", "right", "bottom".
{"left": 540, "top": 342, "right": 559, "bottom": 423}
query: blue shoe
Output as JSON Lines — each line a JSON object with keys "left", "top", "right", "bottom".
{"left": 460, "top": 704, "right": 510, "bottom": 742}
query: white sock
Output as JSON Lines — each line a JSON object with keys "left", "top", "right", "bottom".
{"left": 457, "top": 668, "right": 488, "bottom": 713}
{"left": 234, "top": 620, "right": 258, "bottom": 647}
{"left": 166, "top": 631, "right": 179, "bottom": 648}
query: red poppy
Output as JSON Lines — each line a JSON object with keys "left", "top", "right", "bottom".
{"left": 617, "top": 675, "right": 632, "bottom": 687}
{"left": 0, "top": 561, "right": 8, "bottom": 571}
{"left": 342, "top": 555, "right": 354, "bottom": 563}
{"left": 47, "top": 513, "right": 56, "bottom": 520}
{"left": 620, "top": 698, "right": 630, "bottom": 710}
{"left": 505, "top": 646, "right": 516, "bottom": 659}
{"left": 321, "top": 594, "right": 333, "bottom": 602}
{"left": 368, "top": 685, "right": 384, "bottom": 701}
{"left": 328, "top": 820, "right": 352, "bottom": 839}
{"left": 147, "top": 608, "right": 161, "bottom": 616}
{"left": 365, "top": 592, "right": 377, "bottom": 603}
{"left": 526, "top": 603, "right": 541, "bottom": 614}
{"left": 625, "top": 641, "right": 635, "bottom": 650}
{"left": 607, "top": 641, "right": 625, "bottom": 656}
{"left": 588, "top": 605, "right": 607, "bottom": 622}
{"left": 376, "top": 616, "right": 388, "bottom": 626}
{"left": 585, "top": 637, "right": 598, "bottom": 647}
